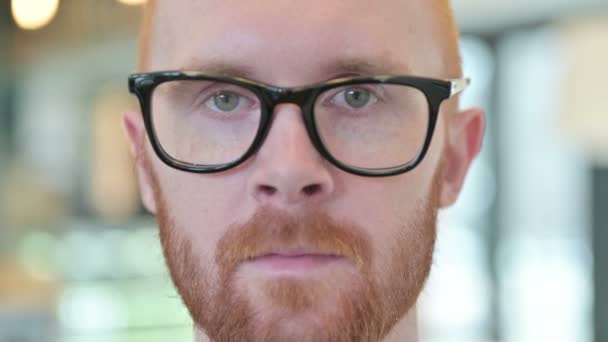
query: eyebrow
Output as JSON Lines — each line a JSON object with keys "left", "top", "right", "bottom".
{"left": 320, "top": 58, "right": 413, "bottom": 79}
{"left": 179, "top": 56, "right": 413, "bottom": 83}
{"left": 180, "top": 58, "right": 257, "bottom": 78}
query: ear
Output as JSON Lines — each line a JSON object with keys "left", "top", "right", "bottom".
{"left": 122, "top": 111, "right": 157, "bottom": 214}
{"left": 439, "top": 107, "right": 485, "bottom": 208}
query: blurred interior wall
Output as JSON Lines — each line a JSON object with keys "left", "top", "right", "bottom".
{"left": 557, "top": 16, "right": 608, "bottom": 342}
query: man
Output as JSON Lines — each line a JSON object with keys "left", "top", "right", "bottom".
{"left": 123, "top": 0, "right": 485, "bottom": 341}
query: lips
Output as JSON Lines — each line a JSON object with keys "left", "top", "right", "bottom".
{"left": 245, "top": 250, "right": 345, "bottom": 272}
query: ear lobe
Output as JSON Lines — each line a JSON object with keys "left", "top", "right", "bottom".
{"left": 122, "top": 111, "right": 157, "bottom": 214}
{"left": 439, "top": 107, "right": 485, "bottom": 208}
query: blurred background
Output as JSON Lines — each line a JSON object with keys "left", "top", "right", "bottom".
{"left": 0, "top": 0, "right": 606, "bottom": 341}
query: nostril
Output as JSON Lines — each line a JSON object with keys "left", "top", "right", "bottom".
{"left": 258, "top": 185, "right": 277, "bottom": 196}
{"left": 302, "top": 184, "right": 322, "bottom": 196}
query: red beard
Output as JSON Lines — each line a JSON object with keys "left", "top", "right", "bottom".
{"left": 150, "top": 165, "right": 441, "bottom": 342}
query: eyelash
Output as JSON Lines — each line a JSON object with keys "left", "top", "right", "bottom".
{"left": 321, "top": 85, "right": 385, "bottom": 108}
{"left": 194, "top": 87, "right": 258, "bottom": 111}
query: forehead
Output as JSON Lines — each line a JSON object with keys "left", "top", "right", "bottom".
{"left": 148, "top": 0, "right": 446, "bottom": 84}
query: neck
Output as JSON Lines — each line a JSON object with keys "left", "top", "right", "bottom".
{"left": 193, "top": 307, "right": 420, "bottom": 342}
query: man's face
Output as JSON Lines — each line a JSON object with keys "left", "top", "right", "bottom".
{"left": 126, "top": 1, "right": 484, "bottom": 341}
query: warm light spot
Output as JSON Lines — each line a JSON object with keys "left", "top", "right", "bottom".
{"left": 117, "top": 0, "right": 147, "bottom": 5}
{"left": 11, "top": 0, "right": 60, "bottom": 30}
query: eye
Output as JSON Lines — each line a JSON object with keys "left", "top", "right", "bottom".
{"left": 344, "top": 88, "right": 371, "bottom": 108}
{"left": 211, "top": 91, "right": 241, "bottom": 112}
{"left": 330, "top": 86, "right": 379, "bottom": 110}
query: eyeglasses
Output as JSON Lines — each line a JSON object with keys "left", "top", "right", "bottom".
{"left": 128, "top": 71, "right": 469, "bottom": 177}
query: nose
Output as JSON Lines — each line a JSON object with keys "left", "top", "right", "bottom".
{"left": 247, "top": 103, "right": 335, "bottom": 207}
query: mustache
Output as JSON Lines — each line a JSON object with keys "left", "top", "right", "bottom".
{"left": 216, "top": 207, "right": 372, "bottom": 274}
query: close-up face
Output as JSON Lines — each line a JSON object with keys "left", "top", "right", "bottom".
{"left": 124, "top": 0, "right": 484, "bottom": 341}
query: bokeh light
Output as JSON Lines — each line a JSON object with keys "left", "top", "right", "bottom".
{"left": 117, "top": 0, "right": 147, "bottom": 6}
{"left": 11, "top": 0, "right": 60, "bottom": 30}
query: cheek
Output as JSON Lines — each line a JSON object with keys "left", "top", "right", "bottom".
{"left": 331, "top": 153, "right": 440, "bottom": 261}
{"left": 333, "top": 179, "right": 420, "bottom": 250}
{"left": 152, "top": 159, "right": 251, "bottom": 259}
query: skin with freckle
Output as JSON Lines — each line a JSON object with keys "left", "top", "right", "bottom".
{"left": 124, "top": 0, "right": 485, "bottom": 341}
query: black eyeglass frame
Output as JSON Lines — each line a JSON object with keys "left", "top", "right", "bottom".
{"left": 128, "top": 71, "right": 468, "bottom": 177}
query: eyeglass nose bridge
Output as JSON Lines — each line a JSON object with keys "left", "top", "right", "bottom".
{"left": 265, "top": 87, "right": 315, "bottom": 111}
{"left": 253, "top": 87, "right": 325, "bottom": 161}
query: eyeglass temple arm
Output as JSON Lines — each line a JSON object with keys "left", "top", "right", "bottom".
{"left": 449, "top": 78, "right": 470, "bottom": 97}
